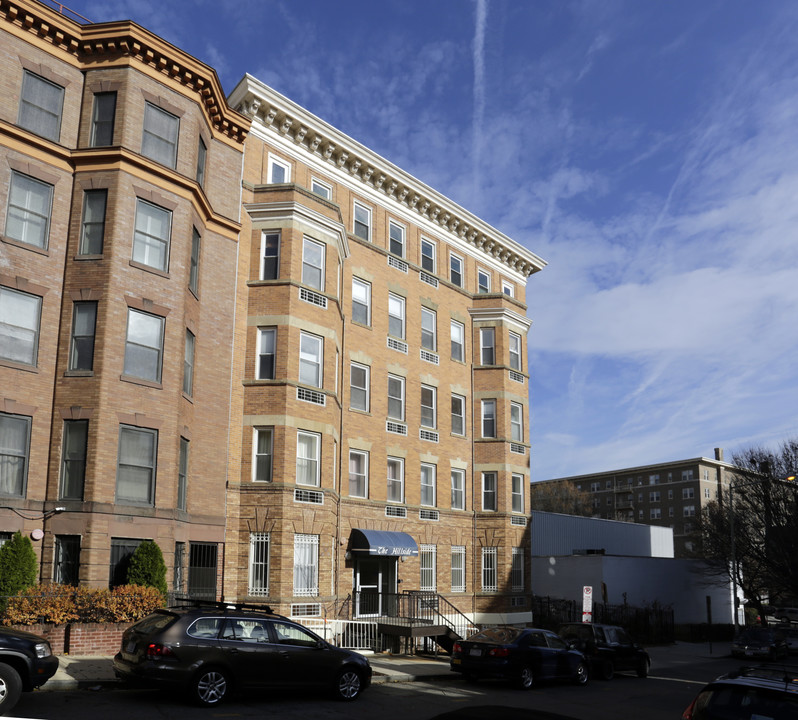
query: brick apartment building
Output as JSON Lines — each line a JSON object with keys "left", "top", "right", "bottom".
{"left": 1, "top": 0, "right": 546, "bottom": 624}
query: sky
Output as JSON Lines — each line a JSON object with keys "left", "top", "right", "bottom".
{"left": 62, "top": 0, "right": 798, "bottom": 481}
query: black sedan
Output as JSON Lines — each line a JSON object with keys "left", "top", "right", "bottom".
{"left": 730, "top": 628, "right": 789, "bottom": 661}
{"left": 450, "top": 627, "right": 589, "bottom": 689}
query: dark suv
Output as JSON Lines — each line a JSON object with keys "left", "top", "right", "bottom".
{"left": 113, "top": 602, "right": 372, "bottom": 706}
{"left": 0, "top": 626, "right": 59, "bottom": 716}
{"left": 557, "top": 622, "right": 649, "bottom": 680}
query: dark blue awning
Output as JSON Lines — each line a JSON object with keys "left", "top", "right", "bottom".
{"left": 349, "top": 529, "right": 419, "bottom": 557}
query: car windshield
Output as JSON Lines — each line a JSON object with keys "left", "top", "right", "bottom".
{"left": 738, "top": 629, "right": 774, "bottom": 642}
{"left": 470, "top": 627, "right": 523, "bottom": 644}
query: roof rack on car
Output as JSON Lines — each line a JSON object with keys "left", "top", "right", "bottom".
{"left": 169, "top": 597, "right": 288, "bottom": 619}
{"left": 727, "top": 665, "right": 798, "bottom": 691}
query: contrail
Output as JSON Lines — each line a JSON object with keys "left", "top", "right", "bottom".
{"left": 472, "top": 0, "right": 487, "bottom": 200}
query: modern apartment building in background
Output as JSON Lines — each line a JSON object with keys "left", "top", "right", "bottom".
{"left": 1, "top": 1, "right": 546, "bottom": 625}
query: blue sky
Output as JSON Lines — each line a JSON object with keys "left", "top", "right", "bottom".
{"left": 67, "top": 0, "right": 798, "bottom": 480}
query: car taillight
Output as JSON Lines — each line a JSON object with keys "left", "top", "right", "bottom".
{"left": 488, "top": 647, "right": 510, "bottom": 657}
{"left": 681, "top": 699, "right": 696, "bottom": 720}
{"left": 453, "top": 642, "right": 462, "bottom": 653}
{"left": 146, "top": 643, "right": 174, "bottom": 659}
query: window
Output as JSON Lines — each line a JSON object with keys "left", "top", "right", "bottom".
{"left": 123, "top": 309, "right": 164, "bottom": 383}
{"left": 177, "top": 437, "right": 189, "bottom": 511}
{"left": 389, "top": 221, "right": 405, "bottom": 258}
{"left": 79, "top": 189, "right": 107, "bottom": 255}
{"left": 268, "top": 155, "right": 290, "bottom": 183}
{"left": 132, "top": 199, "right": 171, "bottom": 272}
{"left": 481, "top": 547, "right": 497, "bottom": 591}
{"left": 420, "top": 307, "right": 436, "bottom": 351}
{"left": 649, "top": 474, "right": 660, "bottom": 485}
{"left": 196, "top": 136, "right": 207, "bottom": 187}
{"left": 293, "top": 534, "right": 319, "bottom": 597}
{"left": 420, "top": 385, "right": 436, "bottom": 428}
{"left": 189, "top": 227, "right": 201, "bottom": 295}
{"left": 682, "top": 470, "right": 694, "bottom": 481}
{"left": 387, "top": 457, "right": 404, "bottom": 503}
{"left": 351, "top": 278, "right": 371, "bottom": 325}
{"left": 299, "top": 332, "right": 323, "bottom": 388}
{"left": 302, "top": 237, "right": 325, "bottom": 291}
{"left": 450, "top": 253, "right": 463, "bottom": 287}
{"left": 296, "top": 431, "right": 320, "bottom": 487}
{"left": 387, "top": 375, "right": 405, "bottom": 420}
{"left": 669, "top": 507, "right": 674, "bottom": 517}
{"left": 668, "top": 489, "right": 674, "bottom": 500}
{"left": 388, "top": 294, "right": 405, "bottom": 339}
{"left": 512, "top": 547, "right": 525, "bottom": 591}
{"left": 451, "top": 546, "right": 466, "bottom": 592}
{"left": 683, "top": 488, "right": 695, "bottom": 499}
{"left": 421, "top": 238, "right": 436, "bottom": 272}
{"left": 481, "top": 400, "right": 496, "bottom": 438}
{"left": 420, "top": 544, "right": 436, "bottom": 591}
{"left": 353, "top": 202, "right": 371, "bottom": 241}
{"left": 510, "top": 403, "right": 524, "bottom": 442}
{"left": 482, "top": 472, "right": 497, "bottom": 511}
{"left": 109, "top": 538, "right": 142, "bottom": 587}
{"left": 590, "top": 482, "right": 601, "bottom": 492}
{"left": 54, "top": 536, "right": 80, "bottom": 585}
{"left": 451, "top": 394, "right": 465, "bottom": 436}
{"left": 350, "top": 363, "right": 369, "bottom": 411}
{"left": 141, "top": 102, "right": 179, "bottom": 168}
{"left": 311, "top": 178, "right": 331, "bottom": 199}
{"left": 60, "top": 419, "right": 87, "bottom": 500}
{"left": 683, "top": 505, "right": 696, "bottom": 517}
{"left": 0, "top": 286, "right": 42, "bottom": 366}
{"left": 349, "top": 450, "right": 368, "bottom": 498}
{"left": 480, "top": 327, "right": 495, "bottom": 365}
{"left": 69, "top": 301, "right": 96, "bottom": 371}
{"left": 260, "top": 231, "right": 280, "bottom": 280}
{"left": 421, "top": 464, "right": 436, "bottom": 506}
{"left": 450, "top": 320, "right": 464, "bottom": 362}
{"left": 183, "top": 329, "right": 195, "bottom": 396}
{"left": 5, "top": 171, "right": 53, "bottom": 249}
{"left": 116, "top": 425, "right": 157, "bottom": 505}
{"left": 650, "top": 491, "right": 661, "bottom": 502}
{"left": 451, "top": 468, "right": 466, "bottom": 510}
{"left": 477, "top": 268, "right": 491, "bottom": 293}
{"left": 650, "top": 508, "right": 661, "bottom": 519}
{"left": 0, "top": 413, "right": 31, "bottom": 498}
{"left": 18, "top": 70, "right": 64, "bottom": 141}
{"left": 502, "top": 280, "right": 514, "bottom": 297}
{"left": 257, "top": 328, "right": 276, "bottom": 380}
{"left": 509, "top": 332, "right": 522, "bottom": 371}
{"left": 248, "top": 533, "right": 270, "bottom": 597}
{"left": 512, "top": 473, "right": 524, "bottom": 513}
{"left": 253, "top": 428, "right": 273, "bottom": 482}
{"left": 90, "top": 91, "right": 116, "bottom": 146}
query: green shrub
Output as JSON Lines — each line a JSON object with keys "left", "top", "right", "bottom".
{"left": 0, "top": 531, "right": 38, "bottom": 601}
{"left": 126, "top": 541, "right": 168, "bottom": 600}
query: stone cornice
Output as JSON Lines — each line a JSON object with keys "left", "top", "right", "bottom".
{"left": 228, "top": 74, "right": 547, "bottom": 278}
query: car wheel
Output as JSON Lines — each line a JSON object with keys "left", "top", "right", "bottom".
{"left": 636, "top": 658, "right": 649, "bottom": 678}
{"left": 781, "top": 617, "right": 790, "bottom": 624}
{"left": 573, "top": 661, "right": 589, "bottom": 686}
{"left": 333, "top": 667, "right": 363, "bottom": 701}
{"left": 599, "top": 660, "right": 614, "bottom": 681}
{"left": 517, "top": 665, "right": 534, "bottom": 690}
{"left": 190, "top": 667, "right": 230, "bottom": 707}
{"left": 0, "top": 662, "right": 23, "bottom": 716}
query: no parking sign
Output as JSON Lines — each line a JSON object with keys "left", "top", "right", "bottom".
{"left": 582, "top": 585, "right": 593, "bottom": 623}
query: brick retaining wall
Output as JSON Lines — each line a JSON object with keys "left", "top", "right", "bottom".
{"left": 10, "top": 623, "right": 130, "bottom": 655}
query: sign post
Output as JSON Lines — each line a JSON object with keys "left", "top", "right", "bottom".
{"left": 582, "top": 585, "right": 593, "bottom": 623}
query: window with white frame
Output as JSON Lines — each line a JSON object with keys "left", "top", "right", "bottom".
{"left": 123, "top": 308, "right": 164, "bottom": 383}
{"left": 650, "top": 491, "right": 661, "bottom": 503}
{"left": 249, "top": 533, "right": 269, "bottom": 597}
{"left": 183, "top": 329, "right": 195, "bottom": 396}
{"left": 451, "top": 546, "right": 466, "bottom": 592}
{"left": 682, "top": 469, "right": 694, "bottom": 481}
{"left": 420, "top": 464, "right": 436, "bottom": 506}
{"left": 79, "top": 189, "right": 107, "bottom": 255}
{"left": 132, "top": 199, "right": 171, "bottom": 272}
{"left": 5, "top": 171, "right": 53, "bottom": 249}
{"left": 450, "top": 253, "right": 463, "bottom": 287}
{"left": 512, "top": 473, "right": 524, "bottom": 513}
{"left": 511, "top": 547, "right": 524, "bottom": 591}
{"left": 683, "top": 487, "right": 695, "bottom": 499}
{"left": 480, "top": 327, "right": 495, "bottom": 365}
{"left": 293, "top": 534, "right": 319, "bottom": 596}
{"left": 389, "top": 220, "right": 405, "bottom": 258}
{"left": 451, "top": 468, "right": 465, "bottom": 510}
{"left": 177, "top": 437, "right": 189, "bottom": 511}
{"left": 302, "top": 237, "right": 325, "bottom": 291}
{"left": 477, "top": 268, "right": 491, "bottom": 294}
{"left": 260, "top": 231, "right": 280, "bottom": 280}
{"left": 502, "top": 279, "right": 514, "bottom": 297}
{"left": 253, "top": 427, "right": 273, "bottom": 482}
{"left": 651, "top": 508, "right": 662, "bottom": 519}
{"left": 0, "top": 286, "right": 42, "bottom": 367}
{"left": 349, "top": 450, "right": 368, "bottom": 498}
{"left": 481, "top": 400, "right": 496, "bottom": 438}
{"left": 268, "top": 155, "right": 290, "bottom": 183}
{"left": 90, "top": 91, "right": 116, "bottom": 147}
{"left": 257, "top": 328, "right": 276, "bottom": 380}
{"left": 0, "top": 413, "right": 30, "bottom": 498}
{"left": 387, "top": 375, "right": 405, "bottom": 420}
{"left": 481, "top": 546, "right": 497, "bottom": 591}
{"left": 451, "top": 394, "right": 465, "bottom": 436}
{"left": 353, "top": 202, "right": 371, "bottom": 241}
{"left": 141, "top": 102, "right": 179, "bottom": 168}
{"left": 296, "top": 431, "right": 320, "bottom": 487}
{"left": 189, "top": 227, "right": 201, "bottom": 295}
{"left": 510, "top": 403, "right": 523, "bottom": 443}
{"left": 116, "top": 425, "right": 157, "bottom": 505}
{"left": 351, "top": 277, "right": 371, "bottom": 325}
{"left": 311, "top": 177, "right": 331, "bottom": 199}
{"left": 421, "top": 238, "right": 436, "bottom": 272}
{"left": 60, "top": 419, "right": 88, "bottom": 501}
{"left": 420, "top": 385, "right": 436, "bottom": 428}
{"left": 420, "top": 544, "right": 436, "bottom": 591}
{"left": 388, "top": 294, "right": 405, "bottom": 339}
{"left": 509, "top": 332, "right": 522, "bottom": 371}
{"left": 421, "top": 307, "right": 436, "bottom": 351}
{"left": 350, "top": 363, "right": 369, "bottom": 411}
{"left": 482, "top": 472, "right": 497, "bottom": 511}
{"left": 299, "top": 332, "right": 323, "bottom": 388}
{"left": 683, "top": 505, "right": 696, "bottom": 517}
{"left": 18, "top": 70, "right": 64, "bottom": 141}
{"left": 387, "top": 457, "right": 404, "bottom": 503}
{"left": 450, "top": 320, "right": 464, "bottom": 362}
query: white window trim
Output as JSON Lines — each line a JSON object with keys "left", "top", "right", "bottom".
{"left": 387, "top": 456, "right": 405, "bottom": 503}
{"left": 310, "top": 177, "right": 332, "bottom": 199}
{"left": 299, "top": 331, "right": 323, "bottom": 388}
{"left": 301, "top": 236, "right": 325, "bottom": 291}
{"left": 349, "top": 449, "right": 369, "bottom": 499}
{"left": 420, "top": 463, "right": 436, "bottom": 507}
{"left": 257, "top": 327, "right": 276, "bottom": 380}
{"left": 510, "top": 402, "right": 523, "bottom": 443}
{"left": 480, "top": 327, "right": 495, "bottom": 366}
{"left": 421, "top": 307, "right": 436, "bottom": 351}
{"left": 293, "top": 533, "right": 319, "bottom": 597}
{"left": 388, "top": 219, "right": 406, "bottom": 258}
{"left": 420, "top": 544, "right": 436, "bottom": 591}
{"left": 248, "top": 532, "right": 270, "bottom": 597}
{"left": 451, "top": 393, "right": 466, "bottom": 437}
{"left": 253, "top": 427, "right": 274, "bottom": 483}
{"left": 296, "top": 430, "right": 320, "bottom": 487}
{"left": 511, "top": 473, "right": 524, "bottom": 514}
{"left": 477, "top": 267, "right": 491, "bottom": 293}
{"left": 349, "top": 362, "right": 370, "bottom": 412}
{"left": 501, "top": 279, "right": 514, "bottom": 297}
{"left": 268, "top": 154, "right": 291, "bottom": 183}
{"left": 449, "top": 252, "right": 464, "bottom": 287}
{"left": 260, "top": 231, "right": 280, "bottom": 280}
{"left": 420, "top": 237, "right": 436, "bottom": 273}
{"left": 450, "top": 319, "right": 465, "bottom": 362}
{"left": 509, "top": 331, "right": 522, "bottom": 371}
{"left": 482, "top": 472, "right": 497, "bottom": 511}
{"left": 481, "top": 400, "right": 496, "bottom": 438}
{"left": 420, "top": 384, "right": 437, "bottom": 429}
{"left": 353, "top": 201, "right": 371, "bottom": 241}
{"left": 451, "top": 546, "right": 466, "bottom": 592}
{"left": 388, "top": 293, "right": 406, "bottom": 340}
{"left": 387, "top": 374, "right": 405, "bottom": 421}
{"left": 351, "top": 277, "right": 371, "bottom": 326}
{"left": 481, "top": 546, "right": 497, "bottom": 592}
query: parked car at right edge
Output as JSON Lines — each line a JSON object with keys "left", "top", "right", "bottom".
{"left": 774, "top": 607, "right": 798, "bottom": 624}
{"left": 731, "top": 628, "right": 789, "bottom": 661}
{"left": 557, "top": 622, "right": 650, "bottom": 680}
{"left": 0, "top": 627, "right": 59, "bottom": 717}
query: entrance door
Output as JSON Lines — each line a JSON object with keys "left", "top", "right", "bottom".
{"left": 355, "top": 558, "right": 396, "bottom": 617}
